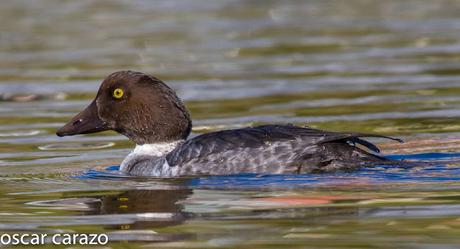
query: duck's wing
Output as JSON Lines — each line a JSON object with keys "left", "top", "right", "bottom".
{"left": 166, "top": 124, "right": 401, "bottom": 167}
{"left": 318, "top": 131, "right": 402, "bottom": 153}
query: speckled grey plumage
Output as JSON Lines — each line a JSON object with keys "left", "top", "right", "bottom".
{"left": 124, "top": 125, "right": 399, "bottom": 176}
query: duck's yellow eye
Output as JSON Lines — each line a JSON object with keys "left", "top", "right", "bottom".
{"left": 113, "top": 88, "right": 124, "bottom": 99}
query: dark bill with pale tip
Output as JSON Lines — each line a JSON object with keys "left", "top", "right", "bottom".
{"left": 56, "top": 100, "right": 109, "bottom": 137}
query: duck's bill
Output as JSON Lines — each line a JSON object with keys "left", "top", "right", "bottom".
{"left": 56, "top": 100, "right": 109, "bottom": 137}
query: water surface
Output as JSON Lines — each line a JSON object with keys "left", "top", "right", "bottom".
{"left": 2, "top": 1, "right": 460, "bottom": 248}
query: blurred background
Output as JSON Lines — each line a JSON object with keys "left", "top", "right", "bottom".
{"left": 2, "top": 1, "right": 460, "bottom": 248}
{"left": 0, "top": 0, "right": 460, "bottom": 134}
{"left": 2, "top": 0, "right": 460, "bottom": 138}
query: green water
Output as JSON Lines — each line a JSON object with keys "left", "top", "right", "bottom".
{"left": 2, "top": 0, "right": 460, "bottom": 248}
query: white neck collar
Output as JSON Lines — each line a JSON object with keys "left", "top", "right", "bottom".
{"left": 132, "top": 140, "right": 183, "bottom": 157}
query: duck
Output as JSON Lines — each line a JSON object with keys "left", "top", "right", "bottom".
{"left": 56, "top": 70, "right": 402, "bottom": 177}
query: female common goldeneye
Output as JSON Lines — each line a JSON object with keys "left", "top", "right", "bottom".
{"left": 56, "top": 70, "right": 401, "bottom": 177}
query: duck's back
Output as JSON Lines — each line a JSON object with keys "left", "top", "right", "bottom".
{"left": 166, "top": 125, "right": 398, "bottom": 175}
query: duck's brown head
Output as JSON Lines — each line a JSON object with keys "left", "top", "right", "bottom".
{"left": 56, "top": 70, "right": 192, "bottom": 144}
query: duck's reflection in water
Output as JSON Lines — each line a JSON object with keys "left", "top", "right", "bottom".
{"left": 82, "top": 180, "right": 193, "bottom": 242}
